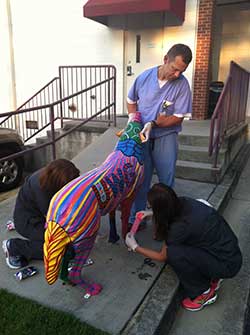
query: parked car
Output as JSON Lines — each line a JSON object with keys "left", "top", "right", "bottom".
{"left": 0, "top": 127, "right": 25, "bottom": 191}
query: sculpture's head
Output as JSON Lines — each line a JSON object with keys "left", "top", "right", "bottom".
{"left": 43, "top": 221, "right": 71, "bottom": 285}
{"left": 115, "top": 112, "right": 144, "bottom": 163}
{"left": 116, "top": 112, "right": 144, "bottom": 143}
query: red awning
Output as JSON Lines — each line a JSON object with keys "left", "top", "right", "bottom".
{"left": 83, "top": 0, "right": 186, "bottom": 27}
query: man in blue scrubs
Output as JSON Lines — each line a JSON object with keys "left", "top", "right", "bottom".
{"left": 128, "top": 44, "right": 193, "bottom": 227}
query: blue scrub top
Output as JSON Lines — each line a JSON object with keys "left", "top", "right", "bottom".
{"left": 128, "top": 66, "right": 192, "bottom": 138}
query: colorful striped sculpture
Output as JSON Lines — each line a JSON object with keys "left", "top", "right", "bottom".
{"left": 43, "top": 112, "right": 144, "bottom": 296}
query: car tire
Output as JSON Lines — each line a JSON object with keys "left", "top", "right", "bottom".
{"left": 0, "top": 149, "right": 24, "bottom": 192}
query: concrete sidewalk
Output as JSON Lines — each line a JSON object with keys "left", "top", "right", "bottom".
{"left": 0, "top": 121, "right": 249, "bottom": 335}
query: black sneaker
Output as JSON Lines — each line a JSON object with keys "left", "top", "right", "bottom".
{"left": 2, "top": 240, "right": 28, "bottom": 269}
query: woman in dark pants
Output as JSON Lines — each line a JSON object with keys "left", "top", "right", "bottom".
{"left": 2, "top": 159, "right": 80, "bottom": 269}
{"left": 125, "top": 183, "right": 242, "bottom": 311}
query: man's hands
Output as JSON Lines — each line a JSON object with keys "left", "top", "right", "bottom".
{"left": 128, "top": 112, "right": 183, "bottom": 142}
{"left": 128, "top": 112, "right": 136, "bottom": 124}
{"left": 116, "top": 112, "right": 136, "bottom": 137}
{"left": 140, "top": 122, "right": 152, "bottom": 142}
{"left": 125, "top": 233, "right": 138, "bottom": 251}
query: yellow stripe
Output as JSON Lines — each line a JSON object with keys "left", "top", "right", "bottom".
{"left": 70, "top": 202, "right": 99, "bottom": 240}
{"left": 127, "top": 163, "right": 143, "bottom": 197}
{"left": 44, "top": 221, "right": 70, "bottom": 284}
{"left": 53, "top": 177, "right": 85, "bottom": 220}
{"left": 64, "top": 169, "right": 109, "bottom": 231}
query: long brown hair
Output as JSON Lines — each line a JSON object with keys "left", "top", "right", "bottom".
{"left": 39, "top": 159, "right": 80, "bottom": 196}
{"left": 147, "top": 183, "right": 181, "bottom": 240}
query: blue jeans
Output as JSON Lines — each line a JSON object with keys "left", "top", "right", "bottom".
{"left": 129, "top": 132, "right": 178, "bottom": 224}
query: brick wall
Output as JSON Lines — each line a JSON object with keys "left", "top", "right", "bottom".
{"left": 192, "top": 0, "right": 215, "bottom": 119}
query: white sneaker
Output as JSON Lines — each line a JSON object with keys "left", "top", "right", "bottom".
{"left": 2, "top": 240, "right": 27, "bottom": 269}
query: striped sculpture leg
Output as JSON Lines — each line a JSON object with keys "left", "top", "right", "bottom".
{"left": 121, "top": 193, "right": 136, "bottom": 239}
{"left": 68, "top": 233, "right": 102, "bottom": 296}
{"left": 109, "top": 209, "right": 120, "bottom": 243}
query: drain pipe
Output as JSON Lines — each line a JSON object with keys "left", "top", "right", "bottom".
{"left": 6, "top": 0, "right": 18, "bottom": 130}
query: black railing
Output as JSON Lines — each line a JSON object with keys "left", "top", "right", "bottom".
{"left": 0, "top": 65, "right": 116, "bottom": 164}
{"left": 0, "top": 99, "right": 115, "bottom": 164}
{"left": 0, "top": 77, "right": 60, "bottom": 142}
{"left": 0, "top": 65, "right": 116, "bottom": 142}
{"left": 58, "top": 65, "right": 116, "bottom": 128}
{"left": 209, "top": 61, "right": 250, "bottom": 167}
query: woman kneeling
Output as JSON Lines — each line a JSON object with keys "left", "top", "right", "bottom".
{"left": 125, "top": 183, "right": 242, "bottom": 312}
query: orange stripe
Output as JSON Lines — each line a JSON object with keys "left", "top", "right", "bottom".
{"left": 70, "top": 202, "right": 99, "bottom": 240}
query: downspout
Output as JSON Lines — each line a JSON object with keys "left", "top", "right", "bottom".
{"left": 123, "top": 29, "right": 127, "bottom": 115}
{"left": 6, "top": 0, "right": 18, "bottom": 130}
{"left": 192, "top": 0, "right": 201, "bottom": 99}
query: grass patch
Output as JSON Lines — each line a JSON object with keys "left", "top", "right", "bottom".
{"left": 0, "top": 289, "right": 109, "bottom": 335}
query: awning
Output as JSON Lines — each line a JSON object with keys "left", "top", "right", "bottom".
{"left": 83, "top": 0, "right": 186, "bottom": 28}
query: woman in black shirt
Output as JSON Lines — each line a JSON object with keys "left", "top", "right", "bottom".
{"left": 2, "top": 159, "right": 80, "bottom": 269}
{"left": 125, "top": 183, "right": 242, "bottom": 311}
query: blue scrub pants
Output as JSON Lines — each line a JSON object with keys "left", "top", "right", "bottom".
{"left": 129, "top": 132, "right": 178, "bottom": 223}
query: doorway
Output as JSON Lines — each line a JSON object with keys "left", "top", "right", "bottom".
{"left": 123, "top": 29, "right": 164, "bottom": 113}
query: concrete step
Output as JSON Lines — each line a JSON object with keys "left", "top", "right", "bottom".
{"left": 36, "top": 135, "right": 50, "bottom": 145}
{"left": 35, "top": 129, "right": 61, "bottom": 144}
{"left": 176, "top": 160, "right": 221, "bottom": 183}
{"left": 46, "top": 129, "right": 61, "bottom": 138}
{"left": 178, "top": 145, "right": 226, "bottom": 165}
{"left": 179, "top": 134, "right": 210, "bottom": 147}
{"left": 178, "top": 133, "right": 226, "bottom": 148}
{"left": 62, "top": 120, "right": 110, "bottom": 133}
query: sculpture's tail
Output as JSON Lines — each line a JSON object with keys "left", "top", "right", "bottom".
{"left": 43, "top": 221, "right": 71, "bottom": 285}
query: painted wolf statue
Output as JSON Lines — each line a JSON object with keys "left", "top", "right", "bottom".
{"left": 43, "top": 112, "right": 145, "bottom": 296}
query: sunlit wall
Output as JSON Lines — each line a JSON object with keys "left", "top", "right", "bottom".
{"left": 213, "top": 2, "right": 250, "bottom": 116}
{"left": 1, "top": 0, "right": 199, "bottom": 117}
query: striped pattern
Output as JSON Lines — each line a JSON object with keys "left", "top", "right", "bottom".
{"left": 43, "top": 221, "right": 71, "bottom": 284}
{"left": 44, "top": 112, "right": 144, "bottom": 292}
{"left": 67, "top": 233, "right": 102, "bottom": 294}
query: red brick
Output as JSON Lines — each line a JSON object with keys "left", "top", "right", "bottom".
{"left": 193, "top": 0, "right": 215, "bottom": 119}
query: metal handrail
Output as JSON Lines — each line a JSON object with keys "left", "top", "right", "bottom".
{"left": 0, "top": 65, "right": 116, "bottom": 164}
{"left": 17, "top": 77, "right": 60, "bottom": 110}
{"left": 0, "top": 65, "right": 116, "bottom": 142}
{"left": 0, "top": 78, "right": 115, "bottom": 117}
{"left": 209, "top": 61, "right": 250, "bottom": 167}
{"left": 0, "top": 77, "right": 60, "bottom": 132}
{"left": 0, "top": 105, "right": 114, "bottom": 164}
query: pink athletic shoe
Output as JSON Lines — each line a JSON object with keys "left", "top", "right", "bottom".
{"left": 182, "top": 288, "right": 217, "bottom": 311}
{"left": 211, "top": 279, "right": 223, "bottom": 291}
{"left": 85, "top": 283, "right": 102, "bottom": 296}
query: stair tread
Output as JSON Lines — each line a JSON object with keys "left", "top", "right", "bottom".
{"left": 177, "top": 159, "right": 221, "bottom": 170}
{"left": 179, "top": 133, "right": 209, "bottom": 138}
{"left": 179, "top": 144, "right": 226, "bottom": 154}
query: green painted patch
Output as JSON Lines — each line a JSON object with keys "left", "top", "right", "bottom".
{"left": 119, "top": 121, "right": 142, "bottom": 144}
